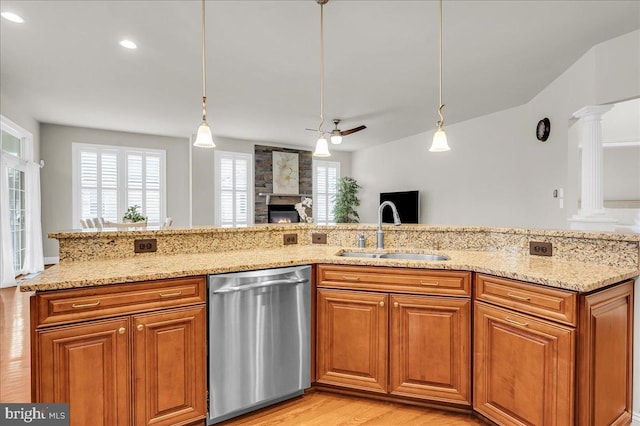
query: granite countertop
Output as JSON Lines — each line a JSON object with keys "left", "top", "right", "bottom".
{"left": 19, "top": 245, "right": 640, "bottom": 293}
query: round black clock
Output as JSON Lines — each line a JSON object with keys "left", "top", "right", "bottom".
{"left": 536, "top": 118, "right": 550, "bottom": 142}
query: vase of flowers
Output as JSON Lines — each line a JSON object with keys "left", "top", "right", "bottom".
{"left": 294, "top": 197, "right": 313, "bottom": 223}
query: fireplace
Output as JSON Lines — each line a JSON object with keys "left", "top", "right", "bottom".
{"left": 268, "top": 205, "right": 300, "bottom": 224}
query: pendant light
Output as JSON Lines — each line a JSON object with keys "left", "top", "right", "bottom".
{"left": 313, "top": 0, "right": 331, "bottom": 157}
{"left": 429, "top": 0, "right": 451, "bottom": 152}
{"left": 194, "top": 0, "right": 215, "bottom": 148}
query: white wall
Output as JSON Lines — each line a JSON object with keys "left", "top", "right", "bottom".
{"left": 352, "top": 30, "right": 640, "bottom": 229}
{"left": 191, "top": 136, "right": 352, "bottom": 226}
{"left": 40, "top": 124, "right": 191, "bottom": 258}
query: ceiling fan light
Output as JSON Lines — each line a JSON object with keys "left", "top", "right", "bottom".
{"left": 194, "top": 122, "right": 215, "bottom": 148}
{"left": 429, "top": 128, "right": 450, "bottom": 152}
{"left": 313, "top": 136, "right": 331, "bottom": 157}
{"left": 330, "top": 133, "right": 343, "bottom": 145}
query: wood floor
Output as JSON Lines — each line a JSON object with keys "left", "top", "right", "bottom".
{"left": 1, "top": 286, "right": 486, "bottom": 425}
{"left": 220, "top": 392, "right": 487, "bottom": 425}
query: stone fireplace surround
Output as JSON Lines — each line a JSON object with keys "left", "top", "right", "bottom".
{"left": 254, "top": 145, "right": 312, "bottom": 224}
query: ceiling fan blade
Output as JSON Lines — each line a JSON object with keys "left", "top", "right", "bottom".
{"left": 305, "top": 128, "right": 324, "bottom": 132}
{"left": 340, "top": 125, "right": 367, "bottom": 136}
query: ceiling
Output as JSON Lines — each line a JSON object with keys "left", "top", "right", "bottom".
{"left": 1, "top": 0, "right": 638, "bottom": 152}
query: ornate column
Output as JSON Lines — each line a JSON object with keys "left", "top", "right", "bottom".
{"left": 569, "top": 105, "right": 617, "bottom": 231}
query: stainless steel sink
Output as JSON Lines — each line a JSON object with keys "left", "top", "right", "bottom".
{"left": 379, "top": 253, "right": 449, "bottom": 261}
{"left": 338, "top": 252, "right": 382, "bottom": 258}
{"left": 337, "top": 251, "right": 449, "bottom": 261}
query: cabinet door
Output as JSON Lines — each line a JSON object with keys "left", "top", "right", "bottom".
{"left": 36, "top": 318, "right": 131, "bottom": 426}
{"left": 316, "top": 289, "right": 388, "bottom": 393}
{"left": 474, "top": 301, "right": 575, "bottom": 426}
{"left": 132, "top": 306, "right": 206, "bottom": 426}
{"left": 389, "top": 295, "right": 470, "bottom": 405}
{"left": 577, "top": 281, "right": 633, "bottom": 426}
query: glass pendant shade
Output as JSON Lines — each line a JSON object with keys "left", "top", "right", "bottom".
{"left": 194, "top": 121, "right": 215, "bottom": 148}
{"left": 330, "top": 134, "right": 342, "bottom": 145}
{"left": 429, "top": 128, "right": 450, "bottom": 152}
{"left": 313, "top": 136, "right": 331, "bottom": 157}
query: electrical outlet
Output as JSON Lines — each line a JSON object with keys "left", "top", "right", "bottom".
{"left": 312, "top": 233, "right": 327, "bottom": 244}
{"left": 134, "top": 239, "right": 157, "bottom": 253}
{"left": 529, "top": 241, "right": 552, "bottom": 257}
{"left": 283, "top": 234, "right": 298, "bottom": 245}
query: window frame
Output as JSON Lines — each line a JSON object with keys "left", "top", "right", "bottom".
{"left": 214, "top": 150, "right": 254, "bottom": 227}
{"left": 72, "top": 143, "right": 167, "bottom": 227}
{"left": 313, "top": 159, "right": 340, "bottom": 225}
{"left": 0, "top": 115, "right": 34, "bottom": 278}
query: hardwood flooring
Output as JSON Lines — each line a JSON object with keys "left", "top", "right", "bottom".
{"left": 221, "top": 391, "right": 486, "bottom": 425}
{"left": 1, "top": 286, "right": 486, "bottom": 425}
{"left": 0, "top": 286, "right": 32, "bottom": 403}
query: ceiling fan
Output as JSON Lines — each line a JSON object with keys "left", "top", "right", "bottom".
{"left": 307, "top": 119, "right": 367, "bottom": 145}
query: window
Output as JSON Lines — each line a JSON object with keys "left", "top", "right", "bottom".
{"left": 214, "top": 151, "right": 253, "bottom": 227}
{"left": 313, "top": 160, "right": 340, "bottom": 225}
{"left": 1, "top": 115, "right": 40, "bottom": 282}
{"left": 72, "top": 143, "right": 166, "bottom": 226}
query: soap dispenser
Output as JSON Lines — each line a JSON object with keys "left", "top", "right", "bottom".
{"left": 358, "top": 233, "right": 365, "bottom": 248}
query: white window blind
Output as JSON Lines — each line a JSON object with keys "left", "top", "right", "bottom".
{"left": 313, "top": 160, "right": 340, "bottom": 225}
{"left": 72, "top": 143, "right": 166, "bottom": 227}
{"left": 215, "top": 151, "right": 253, "bottom": 227}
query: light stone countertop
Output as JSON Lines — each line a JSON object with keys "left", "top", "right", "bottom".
{"left": 19, "top": 245, "right": 639, "bottom": 293}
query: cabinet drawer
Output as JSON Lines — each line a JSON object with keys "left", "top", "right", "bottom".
{"left": 34, "top": 276, "right": 206, "bottom": 327}
{"left": 317, "top": 265, "right": 470, "bottom": 296}
{"left": 475, "top": 274, "right": 577, "bottom": 326}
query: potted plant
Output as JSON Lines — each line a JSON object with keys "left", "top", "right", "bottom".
{"left": 122, "top": 205, "right": 146, "bottom": 224}
{"left": 333, "top": 177, "right": 361, "bottom": 223}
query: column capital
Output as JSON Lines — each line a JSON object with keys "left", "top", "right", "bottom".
{"left": 572, "top": 105, "right": 614, "bottom": 120}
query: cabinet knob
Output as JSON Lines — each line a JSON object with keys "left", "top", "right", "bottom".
{"left": 379, "top": 301, "right": 385, "bottom": 307}
{"left": 137, "top": 324, "right": 144, "bottom": 331}
{"left": 394, "top": 302, "right": 399, "bottom": 308}
{"left": 118, "top": 327, "right": 125, "bottom": 335}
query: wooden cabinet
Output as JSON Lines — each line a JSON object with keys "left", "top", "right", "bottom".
{"left": 474, "top": 274, "right": 634, "bottom": 426}
{"left": 390, "top": 294, "right": 470, "bottom": 405}
{"left": 316, "top": 265, "right": 472, "bottom": 406}
{"left": 474, "top": 301, "right": 575, "bottom": 425}
{"left": 32, "top": 277, "right": 207, "bottom": 426}
{"left": 576, "top": 282, "right": 634, "bottom": 426}
{"left": 316, "top": 289, "right": 388, "bottom": 393}
{"left": 37, "top": 317, "right": 131, "bottom": 426}
{"left": 133, "top": 307, "right": 206, "bottom": 426}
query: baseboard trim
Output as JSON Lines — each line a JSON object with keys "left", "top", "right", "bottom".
{"left": 632, "top": 410, "right": 640, "bottom": 425}
{"left": 44, "top": 256, "right": 59, "bottom": 265}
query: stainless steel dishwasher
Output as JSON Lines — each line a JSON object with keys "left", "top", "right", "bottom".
{"left": 207, "top": 265, "right": 311, "bottom": 424}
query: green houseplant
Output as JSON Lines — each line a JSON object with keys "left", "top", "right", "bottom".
{"left": 333, "top": 177, "right": 361, "bottom": 223}
{"left": 122, "top": 205, "right": 146, "bottom": 223}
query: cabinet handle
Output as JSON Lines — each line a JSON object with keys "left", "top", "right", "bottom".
{"left": 118, "top": 327, "right": 126, "bottom": 335}
{"left": 393, "top": 302, "right": 399, "bottom": 308}
{"left": 379, "top": 301, "right": 385, "bottom": 307}
{"left": 137, "top": 324, "right": 144, "bottom": 331}
{"left": 507, "top": 292, "right": 531, "bottom": 301}
{"left": 71, "top": 301, "right": 101, "bottom": 309}
{"left": 504, "top": 317, "right": 529, "bottom": 327}
{"left": 159, "top": 291, "right": 182, "bottom": 298}
{"left": 420, "top": 281, "right": 439, "bottom": 286}
{"left": 342, "top": 276, "right": 361, "bottom": 281}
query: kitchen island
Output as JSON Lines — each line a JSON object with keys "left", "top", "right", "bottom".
{"left": 21, "top": 224, "right": 640, "bottom": 426}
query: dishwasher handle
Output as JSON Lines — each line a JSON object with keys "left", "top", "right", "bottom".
{"left": 212, "top": 277, "right": 309, "bottom": 294}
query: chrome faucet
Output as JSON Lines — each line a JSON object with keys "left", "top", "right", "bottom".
{"left": 377, "top": 201, "right": 401, "bottom": 249}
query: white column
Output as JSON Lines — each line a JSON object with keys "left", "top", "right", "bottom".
{"left": 569, "top": 105, "right": 617, "bottom": 231}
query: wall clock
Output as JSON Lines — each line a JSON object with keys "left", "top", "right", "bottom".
{"left": 536, "top": 118, "right": 550, "bottom": 142}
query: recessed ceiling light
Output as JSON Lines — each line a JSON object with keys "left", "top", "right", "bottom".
{"left": 119, "top": 40, "right": 137, "bottom": 49}
{"left": 1, "top": 12, "right": 25, "bottom": 23}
